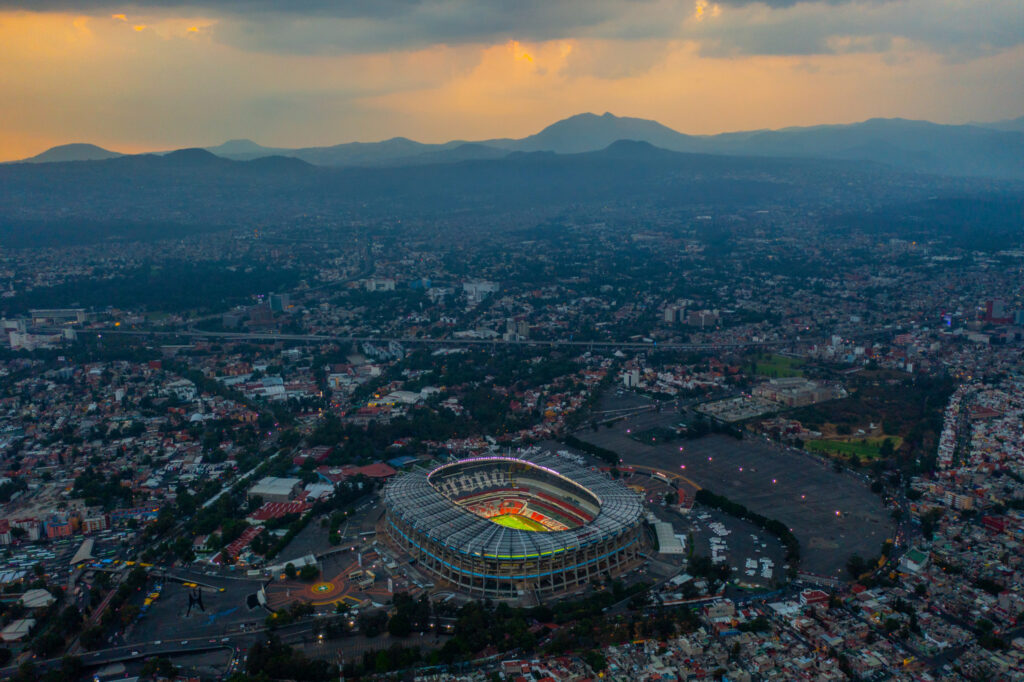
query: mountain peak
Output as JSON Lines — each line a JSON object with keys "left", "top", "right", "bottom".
{"left": 218, "top": 138, "right": 263, "bottom": 150}
{"left": 603, "top": 139, "right": 658, "bottom": 151}
{"left": 594, "top": 139, "right": 678, "bottom": 160}
{"left": 21, "top": 142, "right": 121, "bottom": 164}
{"left": 518, "top": 111, "right": 691, "bottom": 154}
{"left": 162, "top": 148, "right": 224, "bottom": 165}
{"left": 205, "top": 138, "right": 281, "bottom": 158}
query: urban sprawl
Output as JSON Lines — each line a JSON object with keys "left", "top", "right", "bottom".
{"left": 0, "top": 213, "right": 1022, "bottom": 682}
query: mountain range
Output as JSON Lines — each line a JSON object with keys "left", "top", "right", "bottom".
{"left": 15, "top": 112, "right": 1024, "bottom": 180}
{"left": 2, "top": 138, "right": 1021, "bottom": 252}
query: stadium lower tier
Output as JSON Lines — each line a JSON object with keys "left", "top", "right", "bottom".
{"left": 385, "top": 512, "right": 646, "bottom": 598}
{"left": 457, "top": 489, "right": 589, "bottom": 531}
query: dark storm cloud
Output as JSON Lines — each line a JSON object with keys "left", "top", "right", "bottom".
{"left": 693, "top": 0, "right": 1024, "bottom": 59}
{"left": 0, "top": 1, "right": 636, "bottom": 52}
{"left": 0, "top": 1, "right": 692, "bottom": 53}
{"left": 4, "top": 0, "right": 1019, "bottom": 60}
{"left": 0, "top": 0, "right": 862, "bottom": 9}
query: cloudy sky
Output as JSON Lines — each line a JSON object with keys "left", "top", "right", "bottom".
{"left": 1, "top": 0, "right": 1021, "bottom": 159}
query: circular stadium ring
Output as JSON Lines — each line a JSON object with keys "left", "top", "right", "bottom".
{"left": 383, "top": 454, "right": 646, "bottom": 598}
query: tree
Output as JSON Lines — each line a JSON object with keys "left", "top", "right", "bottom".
{"left": 246, "top": 634, "right": 336, "bottom": 681}
{"left": 284, "top": 563, "right": 297, "bottom": 580}
{"left": 581, "top": 649, "right": 606, "bottom": 672}
{"left": 738, "top": 616, "right": 771, "bottom": 632}
{"left": 846, "top": 554, "right": 867, "bottom": 580}
{"left": 30, "top": 631, "right": 65, "bottom": 657}
{"left": 120, "top": 603, "right": 140, "bottom": 625}
{"left": 172, "top": 536, "right": 196, "bottom": 563}
{"left": 59, "top": 655, "right": 84, "bottom": 681}
{"left": 388, "top": 611, "right": 412, "bottom": 637}
{"left": 58, "top": 605, "right": 82, "bottom": 636}
{"left": 80, "top": 626, "right": 104, "bottom": 650}
{"left": 358, "top": 611, "right": 388, "bottom": 637}
{"left": 920, "top": 508, "right": 943, "bottom": 541}
{"left": 142, "top": 656, "right": 177, "bottom": 679}
{"left": 11, "top": 661, "right": 36, "bottom": 682}
{"left": 126, "top": 566, "right": 148, "bottom": 590}
{"left": 299, "top": 564, "right": 319, "bottom": 582}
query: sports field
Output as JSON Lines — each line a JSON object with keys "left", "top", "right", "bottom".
{"left": 752, "top": 353, "right": 804, "bottom": 378}
{"left": 805, "top": 435, "right": 903, "bottom": 460}
{"left": 490, "top": 514, "right": 547, "bottom": 531}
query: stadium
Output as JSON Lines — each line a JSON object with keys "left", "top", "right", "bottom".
{"left": 383, "top": 454, "right": 646, "bottom": 598}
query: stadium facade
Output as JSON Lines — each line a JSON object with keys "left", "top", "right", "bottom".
{"left": 383, "top": 454, "right": 646, "bottom": 598}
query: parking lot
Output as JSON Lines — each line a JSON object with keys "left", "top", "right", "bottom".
{"left": 576, "top": 411, "right": 894, "bottom": 579}
{"left": 687, "top": 508, "right": 786, "bottom": 588}
{"left": 129, "top": 571, "right": 264, "bottom": 643}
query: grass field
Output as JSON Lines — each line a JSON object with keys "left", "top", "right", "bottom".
{"left": 752, "top": 354, "right": 804, "bottom": 378}
{"left": 805, "top": 435, "right": 903, "bottom": 460}
{"left": 491, "top": 514, "right": 547, "bottom": 531}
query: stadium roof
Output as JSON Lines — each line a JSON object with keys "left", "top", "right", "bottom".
{"left": 384, "top": 454, "right": 643, "bottom": 560}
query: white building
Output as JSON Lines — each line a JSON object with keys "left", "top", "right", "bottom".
{"left": 248, "top": 477, "right": 302, "bottom": 503}
{"left": 365, "top": 278, "right": 396, "bottom": 292}
{"left": 463, "top": 280, "right": 499, "bottom": 305}
{"left": 165, "top": 379, "right": 197, "bottom": 402}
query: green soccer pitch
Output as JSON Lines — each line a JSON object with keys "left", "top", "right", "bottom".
{"left": 490, "top": 513, "right": 548, "bottom": 531}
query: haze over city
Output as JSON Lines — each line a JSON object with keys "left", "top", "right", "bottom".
{"left": 1, "top": 2, "right": 1024, "bottom": 682}
{"left": 2, "top": 0, "right": 1023, "bottom": 160}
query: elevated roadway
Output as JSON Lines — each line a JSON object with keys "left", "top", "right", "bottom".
{"left": 85, "top": 327, "right": 782, "bottom": 352}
